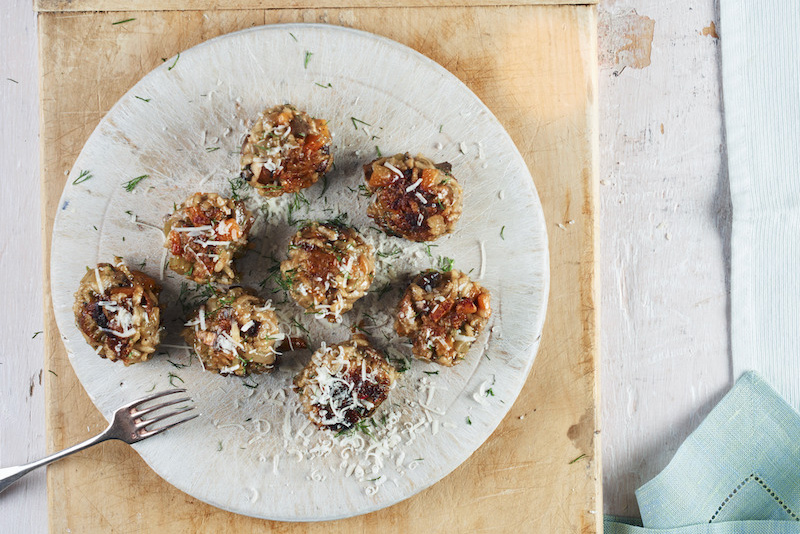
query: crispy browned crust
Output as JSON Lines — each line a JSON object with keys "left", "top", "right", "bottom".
{"left": 182, "top": 287, "right": 283, "bottom": 376}
{"left": 73, "top": 258, "right": 162, "bottom": 365}
{"left": 395, "top": 269, "right": 491, "bottom": 366}
{"left": 241, "top": 104, "right": 333, "bottom": 197}
{"left": 164, "top": 192, "right": 254, "bottom": 285}
{"left": 364, "top": 153, "right": 462, "bottom": 242}
{"left": 280, "top": 222, "right": 375, "bottom": 323}
{"left": 294, "top": 334, "right": 397, "bottom": 432}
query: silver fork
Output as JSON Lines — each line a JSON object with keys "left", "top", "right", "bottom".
{"left": 0, "top": 388, "right": 197, "bottom": 495}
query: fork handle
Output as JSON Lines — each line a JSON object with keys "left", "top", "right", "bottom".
{"left": 0, "top": 426, "right": 112, "bottom": 495}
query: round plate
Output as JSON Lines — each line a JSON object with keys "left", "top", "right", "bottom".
{"left": 51, "top": 23, "right": 549, "bottom": 521}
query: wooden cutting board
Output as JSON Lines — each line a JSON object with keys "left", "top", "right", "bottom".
{"left": 38, "top": 3, "right": 599, "bottom": 532}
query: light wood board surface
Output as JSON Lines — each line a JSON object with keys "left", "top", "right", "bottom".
{"left": 39, "top": 6, "right": 599, "bottom": 532}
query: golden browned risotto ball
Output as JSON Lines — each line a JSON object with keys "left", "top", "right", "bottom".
{"left": 294, "top": 334, "right": 397, "bottom": 431}
{"left": 73, "top": 258, "right": 162, "bottom": 365}
{"left": 164, "top": 192, "right": 254, "bottom": 285}
{"left": 240, "top": 104, "right": 333, "bottom": 197}
{"left": 363, "top": 153, "right": 463, "bottom": 242}
{"left": 395, "top": 269, "right": 491, "bottom": 366}
{"left": 183, "top": 287, "right": 283, "bottom": 376}
{"left": 280, "top": 221, "right": 375, "bottom": 323}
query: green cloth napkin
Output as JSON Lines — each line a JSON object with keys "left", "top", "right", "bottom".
{"left": 604, "top": 372, "right": 800, "bottom": 533}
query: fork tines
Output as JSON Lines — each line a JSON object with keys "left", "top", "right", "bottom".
{"left": 127, "top": 388, "right": 198, "bottom": 438}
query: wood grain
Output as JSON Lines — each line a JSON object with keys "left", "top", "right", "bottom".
{"left": 34, "top": 0, "right": 598, "bottom": 12}
{"left": 40, "top": 6, "right": 599, "bottom": 532}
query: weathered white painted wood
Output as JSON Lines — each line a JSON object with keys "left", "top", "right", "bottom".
{"left": 598, "top": 0, "right": 731, "bottom": 517}
{"left": 0, "top": 1, "right": 47, "bottom": 533}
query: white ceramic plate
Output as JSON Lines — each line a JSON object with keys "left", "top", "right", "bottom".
{"left": 51, "top": 24, "right": 549, "bottom": 521}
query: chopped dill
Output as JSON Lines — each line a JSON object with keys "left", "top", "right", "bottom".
{"left": 318, "top": 175, "right": 329, "bottom": 199}
{"left": 205, "top": 146, "right": 220, "bottom": 152}
{"left": 167, "top": 53, "right": 180, "bottom": 71}
{"left": 423, "top": 370, "right": 439, "bottom": 375}
{"left": 304, "top": 50, "right": 313, "bottom": 69}
{"left": 375, "top": 145, "right": 382, "bottom": 157}
{"left": 350, "top": 117, "right": 371, "bottom": 130}
{"left": 377, "top": 246, "right": 401, "bottom": 259}
{"left": 112, "top": 18, "right": 136, "bottom": 25}
{"left": 569, "top": 453, "right": 587, "bottom": 465}
{"left": 123, "top": 174, "right": 149, "bottom": 192}
{"left": 466, "top": 416, "right": 472, "bottom": 425}
{"left": 289, "top": 32, "right": 297, "bottom": 41}
{"left": 438, "top": 256, "right": 454, "bottom": 272}
{"left": 168, "top": 372, "right": 184, "bottom": 387}
{"left": 374, "top": 282, "right": 392, "bottom": 300}
{"left": 135, "top": 95, "right": 151, "bottom": 102}
{"left": 287, "top": 192, "right": 310, "bottom": 226}
{"left": 73, "top": 169, "right": 93, "bottom": 185}
{"left": 500, "top": 225, "right": 506, "bottom": 240}
{"left": 32, "top": 331, "right": 42, "bottom": 339}
{"left": 314, "top": 82, "right": 332, "bottom": 89}
{"left": 228, "top": 176, "right": 249, "bottom": 201}
{"left": 291, "top": 319, "right": 309, "bottom": 333}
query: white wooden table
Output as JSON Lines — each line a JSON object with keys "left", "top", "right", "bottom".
{"left": 0, "top": 0, "right": 730, "bottom": 528}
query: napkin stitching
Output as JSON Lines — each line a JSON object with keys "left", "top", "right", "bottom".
{"left": 709, "top": 473, "right": 799, "bottom": 523}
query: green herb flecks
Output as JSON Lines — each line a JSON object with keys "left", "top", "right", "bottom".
{"left": 167, "top": 53, "right": 180, "bottom": 71}
{"left": 205, "top": 146, "right": 220, "bottom": 152}
{"left": 316, "top": 175, "right": 330, "bottom": 200}
{"left": 287, "top": 192, "right": 310, "bottom": 226}
{"left": 135, "top": 95, "right": 151, "bottom": 102}
{"left": 304, "top": 51, "right": 313, "bottom": 69}
{"left": 438, "top": 256, "right": 454, "bottom": 272}
{"left": 112, "top": 18, "right": 136, "bottom": 25}
{"left": 48, "top": 370, "right": 58, "bottom": 377}
{"left": 350, "top": 117, "right": 371, "bottom": 130}
{"left": 73, "top": 169, "right": 93, "bottom": 185}
{"left": 168, "top": 372, "right": 184, "bottom": 387}
{"left": 289, "top": 32, "right": 298, "bottom": 41}
{"left": 466, "top": 416, "right": 472, "bottom": 425}
{"left": 228, "top": 176, "right": 249, "bottom": 202}
{"left": 315, "top": 82, "right": 332, "bottom": 89}
{"left": 123, "top": 174, "right": 149, "bottom": 192}
{"left": 423, "top": 370, "right": 439, "bottom": 375}
{"left": 32, "top": 331, "right": 42, "bottom": 339}
{"left": 7, "top": 78, "right": 18, "bottom": 84}
{"left": 374, "top": 282, "right": 392, "bottom": 300}
{"left": 377, "top": 246, "right": 401, "bottom": 259}
{"left": 375, "top": 145, "right": 382, "bottom": 157}
{"left": 291, "top": 319, "right": 309, "bottom": 334}
{"left": 569, "top": 453, "right": 587, "bottom": 465}
{"left": 500, "top": 226, "right": 506, "bottom": 240}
